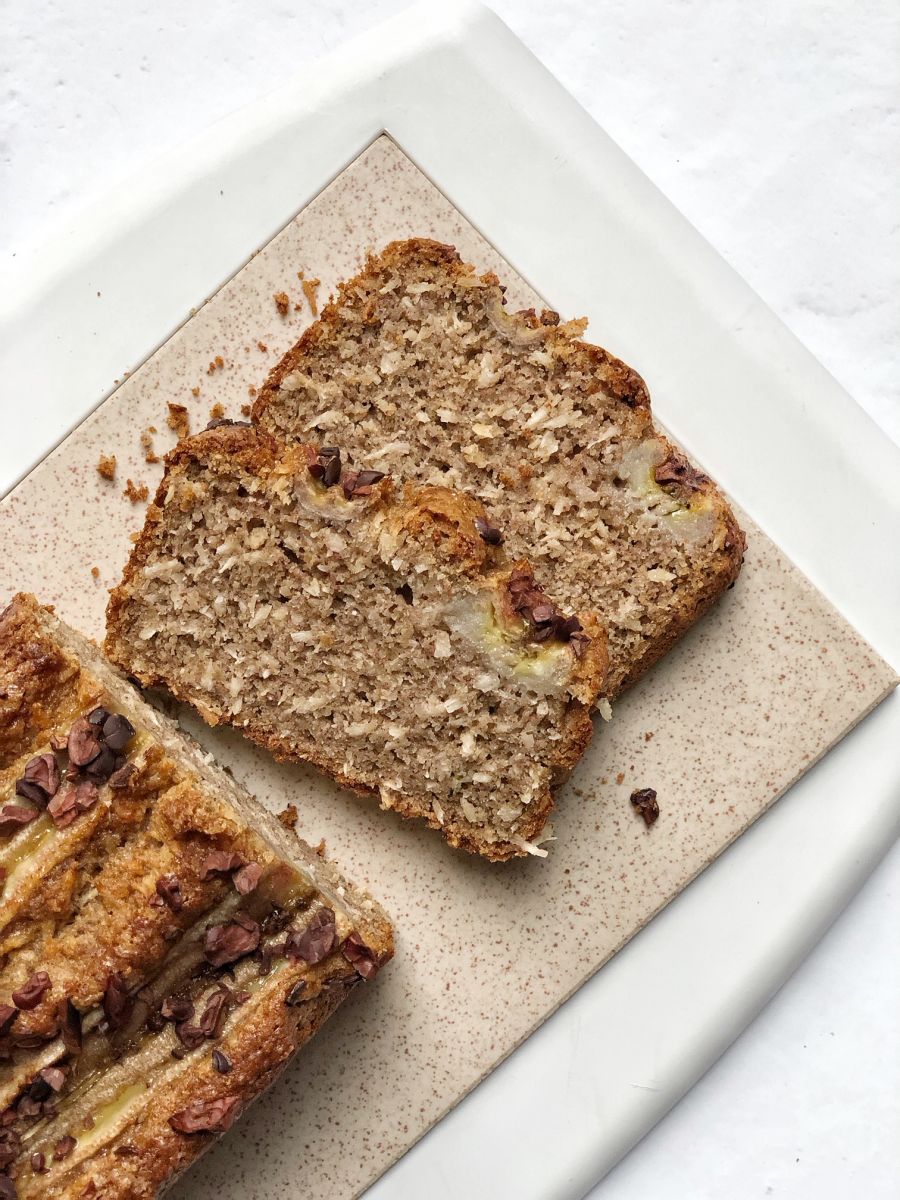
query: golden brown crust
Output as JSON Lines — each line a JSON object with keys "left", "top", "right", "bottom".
{"left": 0, "top": 774, "right": 284, "bottom": 1038}
{"left": 0, "top": 598, "right": 81, "bottom": 769}
{"left": 105, "top": 428, "right": 607, "bottom": 861}
{"left": 0, "top": 598, "right": 260, "bottom": 1033}
{"left": 396, "top": 483, "right": 496, "bottom": 574}
{"left": 0, "top": 594, "right": 393, "bottom": 1197}
{"left": 253, "top": 238, "right": 652, "bottom": 424}
{"left": 22, "top": 967, "right": 366, "bottom": 1199}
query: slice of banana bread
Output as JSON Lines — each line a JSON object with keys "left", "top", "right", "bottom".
{"left": 0, "top": 593, "right": 392, "bottom": 1200}
{"left": 252, "top": 238, "right": 745, "bottom": 697}
{"left": 104, "top": 424, "right": 607, "bottom": 861}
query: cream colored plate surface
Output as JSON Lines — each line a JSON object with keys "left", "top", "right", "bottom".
{"left": 0, "top": 136, "right": 894, "bottom": 1199}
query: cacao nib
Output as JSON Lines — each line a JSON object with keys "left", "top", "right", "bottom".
{"left": 197, "top": 989, "right": 232, "bottom": 1039}
{"left": 108, "top": 762, "right": 136, "bottom": 789}
{"left": 232, "top": 862, "right": 262, "bottom": 895}
{"left": 12, "top": 972, "right": 51, "bottom": 1011}
{"left": 82, "top": 745, "right": 120, "bottom": 782}
{"left": 284, "top": 907, "right": 336, "bottom": 966}
{"left": 101, "top": 713, "right": 135, "bottom": 751}
{"left": 200, "top": 850, "right": 245, "bottom": 880}
{"left": 203, "top": 914, "right": 260, "bottom": 967}
{"left": 0, "top": 1129, "right": 20, "bottom": 1170}
{"left": 341, "top": 468, "right": 385, "bottom": 499}
{"left": 284, "top": 980, "right": 307, "bottom": 1007}
{"left": 174, "top": 1022, "right": 206, "bottom": 1051}
{"left": 160, "top": 996, "right": 194, "bottom": 1024}
{"left": 102, "top": 973, "right": 133, "bottom": 1030}
{"left": 58, "top": 999, "right": 82, "bottom": 1054}
{"left": 46, "top": 787, "right": 79, "bottom": 829}
{"left": 0, "top": 805, "right": 37, "bottom": 837}
{"left": 654, "top": 456, "right": 708, "bottom": 494}
{"left": 322, "top": 453, "right": 342, "bottom": 487}
{"left": 16, "top": 1095, "right": 42, "bottom": 1119}
{"left": 211, "top": 1049, "right": 232, "bottom": 1074}
{"left": 37, "top": 1066, "right": 65, "bottom": 1093}
{"left": 67, "top": 718, "right": 101, "bottom": 767}
{"left": 342, "top": 931, "right": 384, "bottom": 980}
{"left": 74, "top": 779, "right": 99, "bottom": 812}
{"left": 630, "top": 787, "right": 660, "bottom": 827}
{"left": 168, "top": 1095, "right": 242, "bottom": 1134}
{"left": 505, "top": 567, "right": 585, "bottom": 648}
{"left": 145, "top": 1010, "right": 166, "bottom": 1033}
{"left": 205, "top": 418, "right": 250, "bottom": 431}
{"left": 474, "top": 516, "right": 504, "bottom": 545}
{"left": 52, "top": 1135, "right": 76, "bottom": 1161}
{"left": 153, "top": 874, "right": 184, "bottom": 912}
{"left": 16, "top": 753, "right": 60, "bottom": 804}
{"left": 27, "top": 1065, "right": 64, "bottom": 1103}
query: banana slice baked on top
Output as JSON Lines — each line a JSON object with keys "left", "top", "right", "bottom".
{"left": 104, "top": 423, "right": 608, "bottom": 861}
{"left": 0, "top": 593, "right": 392, "bottom": 1200}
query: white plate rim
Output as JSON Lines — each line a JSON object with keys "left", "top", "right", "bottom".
{"left": 2, "top": 3, "right": 899, "bottom": 1198}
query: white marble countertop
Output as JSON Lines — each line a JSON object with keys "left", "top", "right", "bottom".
{"left": 2, "top": 2, "right": 898, "bottom": 1197}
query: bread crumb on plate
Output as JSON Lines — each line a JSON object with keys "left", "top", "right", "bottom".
{"left": 300, "top": 276, "right": 321, "bottom": 316}
{"left": 166, "top": 403, "right": 191, "bottom": 439}
{"left": 141, "top": 429, "right": 159, "bottom": 464}
{"left": 123, "top": 479, "right": 149, "bottom": 504}
{"left": 278, "top": 804, "right": 299, "bottom": 831}
{"left": 96, "top": 453, "right": 117, "bottom": 482}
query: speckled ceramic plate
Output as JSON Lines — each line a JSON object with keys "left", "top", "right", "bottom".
{"left": 2, "top": 7, "right": 899, "bottom": 1200}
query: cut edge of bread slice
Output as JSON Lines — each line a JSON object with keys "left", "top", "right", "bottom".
{"left": 252, "top": 237, "right": 745, "bottom": 697}
{"left": 104, "top": 423, "right": 608, "bottom": 861}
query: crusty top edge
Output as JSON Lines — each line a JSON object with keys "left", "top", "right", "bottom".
{"left": 250, "top": 237, "right": 652, "bottom": 425}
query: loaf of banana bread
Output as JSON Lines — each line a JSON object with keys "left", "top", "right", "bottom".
{"left": 0, "top": 593, "right": 392, "bottom": 1200}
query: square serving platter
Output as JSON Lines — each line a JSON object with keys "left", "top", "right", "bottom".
{"left": 2, "top": 4, "right": 899, "bottom": 1199}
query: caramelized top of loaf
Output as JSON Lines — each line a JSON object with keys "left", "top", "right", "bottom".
{"left": 0, "top": 594, "right": 392, "bottom": 1199}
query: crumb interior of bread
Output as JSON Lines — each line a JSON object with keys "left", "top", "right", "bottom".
{"left": 258, "top": 249, "right": 733, "bottom": 692}
{"left": 110, "top": 460, "right": 584, "bottom": 850}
